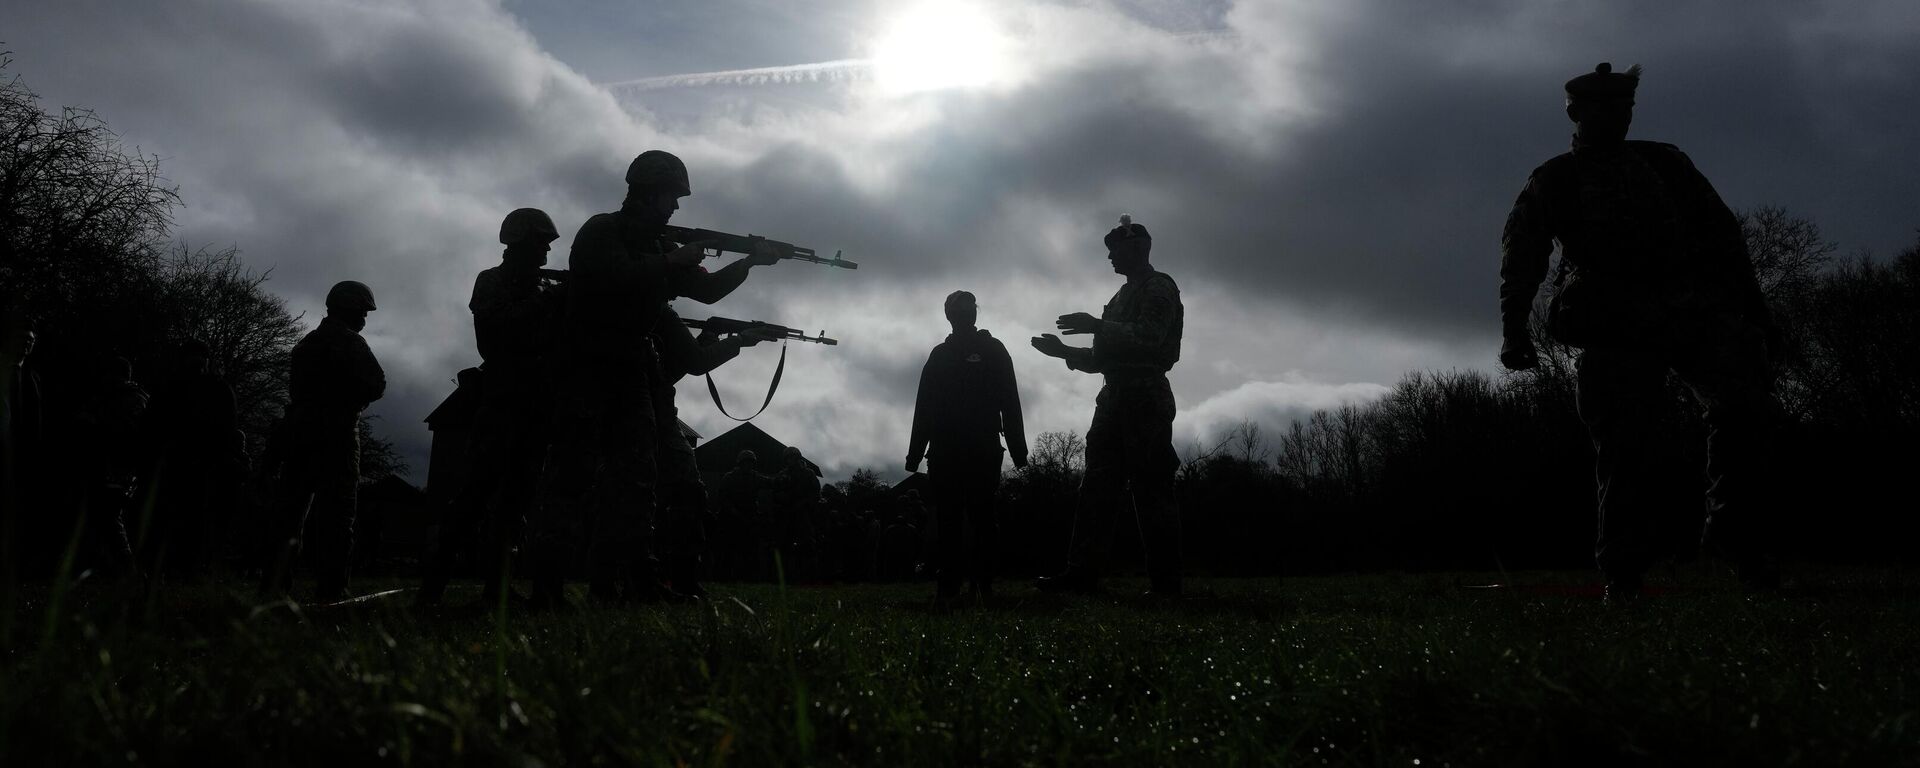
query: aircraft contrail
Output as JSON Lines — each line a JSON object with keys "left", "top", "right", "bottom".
{"left": 603, "top": 59, "right": 874, "bottom": 91}
{"left": 598, "top": 30, "right": 1234, "bottom": 92}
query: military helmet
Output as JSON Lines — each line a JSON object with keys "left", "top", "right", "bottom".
{"left": 737, "top": 449, "right": 758, "bottom": 466}
{"left": 499, "top": 208, "right": 560, "bottom": 246}
{"left": 625, "top": 150, "right": 691, "bottom": 196}
{"left": 1565, "top": 62, "right": 1641, "bottom": 102}
{"left": 325, "top": 280, "right": 377, "bottom": 312}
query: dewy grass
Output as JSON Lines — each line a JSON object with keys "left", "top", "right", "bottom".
{"left": 3, "top": 570, "right": 1918, "bottom": 766}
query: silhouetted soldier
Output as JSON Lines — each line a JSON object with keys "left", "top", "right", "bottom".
{"left": 142, "top": 338, "right": 240, "bottom": 579}
{"left": 1, "top": 304, "right": 43, "bottom": 581}
{"left": 771, "top": 445, "right": 821, "bottom": 579}
{"left": 906, "top": 290, "right": 1028, "bottom": 600}
{"left": 651, "top": 307, "right": 777, "bottom": 598}
{"left": 262, "top": 281, "right": 385, "bottom": 603}
{"left": 419, "top": 208, "right": 564, "bottom": 608}
{"left": 715, "top": 449, "right": 770, "bottom": 581}
{"left": 532, "top": 150, "right": 782, "bottom": 607}
{"left": 1499, "top": 63, "right": 1784, "bottom": 599}
{"left": 1033, "top": 215, "right": 1185, "bottom": 597}
{"left": 71, "top": 355, "right": 144, "bottom": 576}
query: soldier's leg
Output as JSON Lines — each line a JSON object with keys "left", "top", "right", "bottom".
{"left": 306, "top": 432, "right": 361, "bottom": 601}
{"left": 421, "top": 409, "right": 508, "bottom": 604}
{"left": 656, "top": 424, "right": 709, "bottom": 594}
{"left": 967, "top": 458, "right": 1002, "bottom": 593}
{"left": 1124, "top": 383, "right": 1182, "bottom": 592}
{"left": 1576, "top": 346, "right": 1669, "bottom": 586}
{"left": 586, "top": 372, "right": 660, "bottom": 600}
{"left": 261, "top": 440, "right": 320, "bottom": 596}
{"left": 481, "top": 406, "right": 547, "bottom": 602}
{"left": 530, "top": 379, "right": 601, "bottom": 605}
{"left": 1674, "top": 324, "right": 1782, "bottom": 582}
{"left": 929, "top": 464, "right": 965, "bottom": 597}
{"left": 1063, "top": 389, "right": 1125, "bottom": 579}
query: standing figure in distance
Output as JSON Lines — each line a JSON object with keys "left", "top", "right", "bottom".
{"left": 906, "top": 290, "right": 1027, "bottom": 601}
{"left": 262, "top": 280, "right": 385, "bottom": 603}
{"left": 1499, "top": 63, "right": 1784, "bottom": 600}
{"left": 714, "top": 449, "right": 771, "bottom": 581}
{"left": 1031, "top": 215, "right": 1184, "bottom": 598}
{"left": 418, "top": 208, "right": 564, "bottom": 607}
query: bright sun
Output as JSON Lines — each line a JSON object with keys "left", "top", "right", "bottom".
{"left": 870, "top": 1, "right": 1010, "bottom": 95}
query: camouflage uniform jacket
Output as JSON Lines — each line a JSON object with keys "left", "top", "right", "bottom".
{"left": 1501, "top": 139, "right": 1770, "bottom": 347}
{"left": 562, "top": 207, "right": 676, "bottom": 362}
{"left": 908, "top": 328, "right": 1026, "bottom": 460}
{"left": 1063, "top": 270, "right": 1184, "bottom": 381}
{"left": 471, "top": 262, "right": 560, "bottom": 371}
{"left": 288, "top": 317, "right": 385, "bottom": 420}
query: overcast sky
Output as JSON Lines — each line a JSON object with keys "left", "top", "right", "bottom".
{"left": 9, "top": 0, "right": 1918, "bottom": 486}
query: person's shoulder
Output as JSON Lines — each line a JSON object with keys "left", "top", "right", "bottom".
{"left": 1627, "top": 140, "right": 1691, "bottom": 165}
{"left": 1145, "top": 270, "right": 1180, "bottom": 293}
{"left": 573, "top": 212, "right": 622, "bottom": 240}
{"left": 1530, "top": 151, "right": 1579, "bottom": 181}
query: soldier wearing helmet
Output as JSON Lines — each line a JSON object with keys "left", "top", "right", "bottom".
{"left": 1499, "top": 63, "right": 1784, "bottom": 600}
{"left": 263, "top": 280, "right": 385, "bottom": 603}
{"left": 419, "top": 208, "right": 566, "bottom": 607}
{"left": 1033, "top": 214, "right": 1185, "bottom": 598}
{"left": 529, "top": 150, "right": 720, "bottom": 607}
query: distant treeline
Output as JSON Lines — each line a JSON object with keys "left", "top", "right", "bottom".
{"left": 0, "top": 56, "right": 405, "bottom": 481}
{"left": 834, "top": 212, "right": 1920, "bottom": 577}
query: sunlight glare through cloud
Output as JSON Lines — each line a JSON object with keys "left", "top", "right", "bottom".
{"left": 869, "top": 0, "right": 1012, "bottom": 95}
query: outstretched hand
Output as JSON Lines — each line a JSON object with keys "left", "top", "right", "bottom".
{"left": 1010, "top": 451, "right": 1029, "bottom": 470}
{"left": 1030, "top": 333, "right": 1070, "bottom": 359}
{"left": 904, "top": 456, "right": 921, "bottom": 473}
{"left": 1056, "top": 312, "right": 1101, "bottom": 335}
{"left": 668, "top": 239, "right": 715, "bottom": 268}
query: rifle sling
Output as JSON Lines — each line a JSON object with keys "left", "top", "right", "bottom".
{"left": 705, "top": 342, "right": 786, "bottom": 421}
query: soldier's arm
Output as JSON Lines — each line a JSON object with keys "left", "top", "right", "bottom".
{"left": 350, "top": 336, "right": 387, "bottom": 406}
{"left": 905, "top": 351, "right": 937, "bottom": 465}
{"left": 658, "top": 311, "right": 745, "bottom": 377}
{"left": 674, "top": 259, "right": 754, "bottom": 305}
{"left": 1674, "top": 150, "right": 1771, "bottom": 326}
{"left": 1499, "top": 171, "right": 1556, "bottom": 341}
{"left": 1095, "top": 278, "right": 1180, "bottom": 355}
{"left": 1062, "top": 344, "right": 1101, "bottom": 374}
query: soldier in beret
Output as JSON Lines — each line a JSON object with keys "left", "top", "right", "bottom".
{"left": 1033, "top": 215, "right": 1185, "bottom": 598}
{"left": 1499, "top": 63, "right": 1785, "bottom": 600}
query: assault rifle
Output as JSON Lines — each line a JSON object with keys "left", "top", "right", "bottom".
{"left": 663, "top": 224, "right": 858, "bottom": 270}
{"left": 684, "top": 316, "right": 837, "bottom": 345}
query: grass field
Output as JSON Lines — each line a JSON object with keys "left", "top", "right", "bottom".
{"left": 3, "top": 568, "right": 1918, "bottom": 766}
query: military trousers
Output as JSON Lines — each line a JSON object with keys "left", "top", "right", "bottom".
{"left": 1576, "top": 320, "right": 1780, "bottom": 580}
{"left": 425, "top": 368, "right": 548, "bottom": 598}
{"left": 1063, "top": 377, "right": 1182, "bottom": 587}
{"left": 263, "top": 410, "right": 360, "bottom": 598}
{"left": 532, "top": 358, "right": 658, "bottom": 595}
{"left": 930, "top": 450, "right": 1003, "bottom": 594}
{"left": 654, "top": 397, "right": 710, "bottom": 589}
